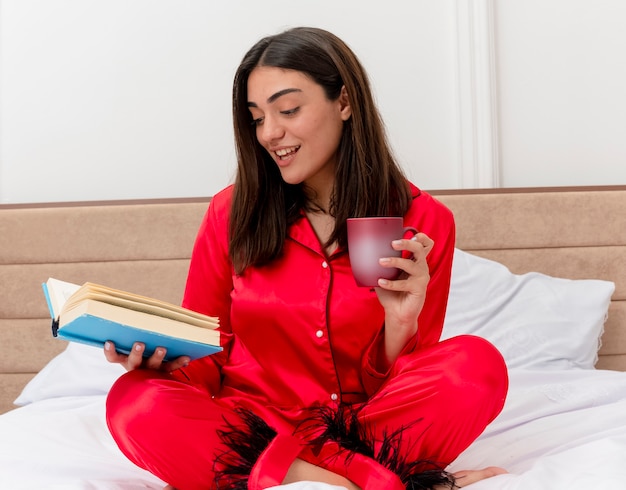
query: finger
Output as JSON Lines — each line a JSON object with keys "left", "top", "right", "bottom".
{"left": 421, "top": 236, "right": 434, "bottom": 255}
{"left": 104, "top": 341, "right": 129, "bottom": 364}
{"left": 144, "top": 347, "right": 168, "bottom": 370}
{"left": 392, "top": 238, "right": 422, "bottom": 252}
{"left": 453, "top": 467, "right": 508, "bottom": 487}
{"left": 377, "top": 273, "right": 430, "bottom": 293}
{"left": 376, "top": 265, "right": 430, "bottom": 294}
{"left": 392, "top": 235, "right": 433, "bottom": 259}
{"left": 391, "top": 240, "right": 424, "bottom": 267}
{"left": 379, "top": 255, "right": 425, "bottom": 279}
{"left": 406, "top": 232, "right": 434, "bottom": 255}
{"left": 127, "top": 342, "right": 146, "bottom": 370}
{"left": 378, "top": 249, "right": 430, "bottom": 280}
{"left": 164, "top": 356, "right": 191, "bottom": 373}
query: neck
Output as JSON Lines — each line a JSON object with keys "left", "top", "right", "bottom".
{"left": 307, "top": 201, "right": 329, "bottom": 215}
{"left": 303, "top": 183, "right": 333, "bottom": 216}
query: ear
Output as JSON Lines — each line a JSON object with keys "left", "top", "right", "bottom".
{"left": 338, "top": 86, "right": 352, "bottom": 121}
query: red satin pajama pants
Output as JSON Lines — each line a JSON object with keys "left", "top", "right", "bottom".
{"left": 106, "top": 335, "right": 508, "bottom": 490}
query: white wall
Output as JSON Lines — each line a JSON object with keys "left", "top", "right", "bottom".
{"left": 495, "top": 0, "right": 626, "bottom": 187}
{"left": 1, "top": 1, "right": 625, "bottom": 204}
{"left": 0, "top": 0, "right": 459, "bottom": 203}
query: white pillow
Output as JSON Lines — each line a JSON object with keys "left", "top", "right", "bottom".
{"left": 15, "top": 249, "right": 616, "bottom": 405}
{"left": 14, "top": 342, "right": 125, "bottom": 406}
{"left": 441, "top": 248, "right": 615, "bottom": 370}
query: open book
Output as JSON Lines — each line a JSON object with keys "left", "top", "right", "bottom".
{"left": 42, "top": 278, "right": 222, "bottom": 361}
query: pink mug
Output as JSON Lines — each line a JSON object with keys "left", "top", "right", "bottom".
{"left": 347, "top": 217, "right": 418, "bottom": 287}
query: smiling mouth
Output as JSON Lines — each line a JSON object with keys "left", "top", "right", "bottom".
{"left": 274, "top": 146, "right": 300, "bottom": 160}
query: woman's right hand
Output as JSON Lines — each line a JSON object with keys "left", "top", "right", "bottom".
{"left": 104, "top": 341, "right": 190, "bottom": 372}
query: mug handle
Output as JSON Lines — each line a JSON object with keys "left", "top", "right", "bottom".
{"left": 402, "top": 226, "right": 418, "bottom": 238}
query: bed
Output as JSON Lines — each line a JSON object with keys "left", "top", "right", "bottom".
{"left": 1, "top": 186, "right": 625, "bottom": 489}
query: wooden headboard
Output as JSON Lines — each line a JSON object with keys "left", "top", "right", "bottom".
{"left": 438, "top": 186, "right": 626, "bottom": 371}
{"left": 1, "top": 186, "right": 624, "bottom": 414}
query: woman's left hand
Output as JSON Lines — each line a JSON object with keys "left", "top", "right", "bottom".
{"left": 375, "top": 232, "right": 434, "bottom": 361}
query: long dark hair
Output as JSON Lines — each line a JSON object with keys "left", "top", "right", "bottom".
{"left": 230, "top": 27, "right": 412, "bottom": 274}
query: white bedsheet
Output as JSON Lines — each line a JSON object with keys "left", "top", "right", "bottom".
{"left": 2, "top": 368, "right": 626, "bottom": 489}
{"left": 2, "top": 251, "right": 622, "bottom": 489}
{"left": 449, "top": 368, "right": 626, "bottom": 489}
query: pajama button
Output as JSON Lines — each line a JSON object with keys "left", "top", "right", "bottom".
{"left": 315, "top": 330, "right": 324, "bottom": 338}
{"left": 330, "top": 393, "right": 338, "bottom": 401}
{"left": 322, "top": 261, "right": 328, "bottom": 268}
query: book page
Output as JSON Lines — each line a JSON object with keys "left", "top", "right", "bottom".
{"left": 62, "top": 299, "right": 220, "bottom": 344}
{"left": 61, "top": 282, "right": 219, "bottom": 330}
{"left": 44, "top": 278, "right": 82, "bottom": 317}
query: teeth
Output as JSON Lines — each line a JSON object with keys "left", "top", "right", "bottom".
{"left": 275, "top": 146, "right": 299, "bottom": 157}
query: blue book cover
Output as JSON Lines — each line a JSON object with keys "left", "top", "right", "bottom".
{"left": 55, "top": 313, "right": 221, "bottom": 361}
{"left": 42, "top": 279, "right": 222, "bottom": 362}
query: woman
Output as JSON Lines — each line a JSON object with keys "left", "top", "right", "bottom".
{"left": 105, "top": 27, "right": 508, "bottom": 490}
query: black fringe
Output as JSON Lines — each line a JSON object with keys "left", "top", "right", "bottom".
{"left": 211, "top": 405, "right": 456, "bottom": 489}
{"left": 296, "top": 404, "right": 456, "bottom": 490}
{"left": 213, "top": 408, "right": 277, "bottom": 489}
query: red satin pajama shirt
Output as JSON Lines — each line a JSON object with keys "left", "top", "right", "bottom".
{"left": 106, "top": 182, "right": 508, "bottom": 489}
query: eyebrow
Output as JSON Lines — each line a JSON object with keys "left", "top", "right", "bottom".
{"left": 247, "top": 88, "right": 303, "bottom": 107}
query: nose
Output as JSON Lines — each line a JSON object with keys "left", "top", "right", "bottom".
{"left": 257, "top": 115, "right": 285, "bottom": 145}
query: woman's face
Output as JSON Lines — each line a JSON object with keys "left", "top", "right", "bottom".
{"left": 247, "top": 66, "right": 351, "bottom": 192}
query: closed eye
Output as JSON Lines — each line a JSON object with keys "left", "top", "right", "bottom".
{"left": 251, "top": 107, "right": 299, "bottom": 126}
{"left": 281, "top": 107, "right": 300, "bottom": 116}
